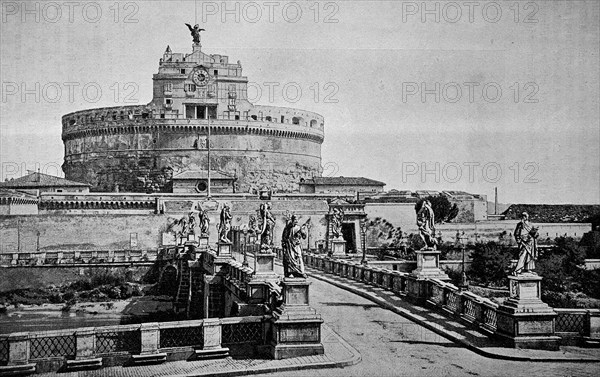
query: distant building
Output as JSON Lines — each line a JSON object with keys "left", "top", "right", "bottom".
{"left": 171, "top": 170, "right": 236, "bottom": 194}
{"left": 503, "top": 204, "right": 600, "bottom": 223}
{"left": 360, "top": 189, "right": 488, "bottom": 225}
{"left": 299, "top": 177, "right": 385, "bottom": 194}
{"left": 0, "top": 189, "right": 39, "bottom": 215}
{"left": 0, "top": 172, "right": 90, "bottom": 195}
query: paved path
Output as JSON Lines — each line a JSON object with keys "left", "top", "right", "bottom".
{"left": 251, "top": 266, "right": 600, "bottom": 377}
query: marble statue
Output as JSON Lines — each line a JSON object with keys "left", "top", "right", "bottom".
{"left": 330, "top": 208, "right": 344, "bottom": 239}
{"left": 281, "top": 215, "right": 308, "bottom": 278}
{"left": 198, "top": 207, "right": 210, "bottom": 236}
{"left": 416, "top": 200, "right": 437, "bottom": 250}
{"left": 218, "top": 204, "right": 232, "bottom": 243}
{"left": 513, "top": 212, "right": 539, "bottom": 274}
{"left": 259, "top": 202, "right": 276, "bottom": 251}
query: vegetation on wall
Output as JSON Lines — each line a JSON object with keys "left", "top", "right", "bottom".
{"left": 415, "top": 195, "right": 459, "bottom": 223}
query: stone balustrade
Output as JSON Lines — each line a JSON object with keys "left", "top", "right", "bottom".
{"left": 300, "top": 252, "right": 600, "bottom": 347}
{"left": 0, "top": 316, "right": 267, "bottom": 374}
{"left": 0, "top": 250, "right": 159, "bottom": 267}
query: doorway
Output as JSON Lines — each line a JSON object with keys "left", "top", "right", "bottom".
{"left": 341, "top": 223, "right": 356, "bottom": 253}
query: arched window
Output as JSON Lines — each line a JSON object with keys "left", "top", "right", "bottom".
{"left": 310, "top": 119, "right": 317, "bottom": 127}
{"left": 265, "top": 116, "right": 272, "bottom": 122}
{"left": 292, "top": 117, "right": 300, "bottom": 125}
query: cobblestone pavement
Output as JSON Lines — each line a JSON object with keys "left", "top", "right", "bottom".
{"left": 252, "top": 268, "right": 600, "bottom": 377}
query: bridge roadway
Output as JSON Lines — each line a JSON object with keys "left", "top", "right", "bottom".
{"left": 231, "top": 251, "right": 600, "bottom": 377}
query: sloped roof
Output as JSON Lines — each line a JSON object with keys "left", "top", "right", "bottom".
{"left": 304, "top": 176, "right": 386, "bottom": 186}
{"left": 0, "top": 188, "right": 39, "bottom": 199}
{"left": 172, "top": 170, "right": 236, "bottom": 180}
{"left": 503, "top": 204, "right": 600, "bottom": 223}
{"left": 0, "top": 189, "right": 39, "bottom": 204}
{"left": 0, "top": 172, "right": 90, "bottom": 188}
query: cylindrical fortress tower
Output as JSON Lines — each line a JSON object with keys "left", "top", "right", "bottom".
{"left": 62, "top": 43, "right": 324, "bottom": 193}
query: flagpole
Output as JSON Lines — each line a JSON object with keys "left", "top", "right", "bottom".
{"left": 207, "top": 111, "right": 211, "bottom": 198}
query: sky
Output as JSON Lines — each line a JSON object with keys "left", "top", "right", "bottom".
{"left": 0, "top": 0, "right": 599, "bottom": 205}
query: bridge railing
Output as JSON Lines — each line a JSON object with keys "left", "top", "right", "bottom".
{"left": 299, "top": 252, "right": 600, "bottom": 345}
{"left": 0, "top": 250, "right": 159, "bottom": 267}
{"left": 0, "top": 316, "right": 266, "bottom": 372}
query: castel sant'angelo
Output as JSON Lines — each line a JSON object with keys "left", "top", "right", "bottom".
{"left": 61, "top": 29, "right": 324, "bottom": 193}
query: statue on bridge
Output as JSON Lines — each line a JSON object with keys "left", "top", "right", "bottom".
{"left": 330, "top": 208, "right": 344, "bottom": 240}
{"left": 259, "top": 202, "right": 276, "bottom": 252}
{"left": 187, "top": 212, "right": 197, "bottom": 235}
{"left": 281, "top": 215, "right": 308, "bottom": 278}
{"left": 218, "top": 204, "right": 232, "bottom": 243}
{"left": 513, "top": 212, "right": 539, "bottom": 275}
{"left": 198, "top": 207, "right": 210, "bottom": 236}
{"left": 416, "top": 200, "right": 438, "bottom": 250}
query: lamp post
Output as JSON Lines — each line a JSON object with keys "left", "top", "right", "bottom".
{"left": 457, "top": 231, "right": 469, "bottom": 291}
{"left": 242, "top": 225, "right": 249, "bottom": 267}
{"left": 360, "top": 220, "right": 368, "bottom": 265}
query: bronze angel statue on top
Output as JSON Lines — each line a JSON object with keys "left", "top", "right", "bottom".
{"left": 185, "top": 23, "right": 205, "bottom": 44}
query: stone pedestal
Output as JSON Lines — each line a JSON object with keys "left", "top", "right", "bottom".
{"left": 270, "top": 278, "right": 324, "bottom": 359}
{"left": 254, "top": 252, "right": 277, "bottom": 278}
{"left": 495, "top": 273, "right": 560, "bottom": 350}
{"left": 330, "top": 238, "right": 349, "bottom": 258}
{"left": 198, "top": 236, "right": 209, "bottom": 251}
{"left": 407, "top": 249, "right": 449, "bottom": 303}
{"left": 217, "top": 242, "right": 232, "bottom": 257}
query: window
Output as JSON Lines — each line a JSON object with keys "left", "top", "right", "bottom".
{"left": 281, "top": 116, "right": 285, "bottom": 123}
{"left": 180, "top": 69, "right": 186, "bottom": 74}
{"left": 266, "top": 116, "right": 272, "bottom": 122}
{"left": 214, "top": 70, "right": 218, "bottom": 76}
{"left": 196, "top": 181, "right": 208, "bottom": 192}
{"left": 164, "top": 83, "right": 173, "bottom": 93}
{"left": 251, "top": 115, "right": 257, "bottom": 120}
{"left": 292, "top": 117, "right": 300, "bottom": 125}
{"left": 184, "top": 84, "right": 196, "bottom": 92}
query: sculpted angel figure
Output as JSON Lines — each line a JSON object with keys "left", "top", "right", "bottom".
{"left": 198, "top": 207, "right": 210, "bottom": 236}
{"left": 218, "top": 204, "right": 232, "bottom": 243}
{"left": 185, "top": 23, "right": 205, "bottom": 44}
{"left": 259, "top": 202, "right": 276, "bottom": 251}
{"left": 416, "top": 200, "right": 437, "bottom": 250}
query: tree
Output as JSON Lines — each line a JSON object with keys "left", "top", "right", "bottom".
{"left": 469, "top": 241, "right": 513, "bottom": 287}
{"left": 415, "top": 195, "right": 459, "bottom": 224}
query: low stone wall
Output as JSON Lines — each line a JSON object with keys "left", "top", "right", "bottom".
{"left": 0, "top": 316, "right": 266, "bottom": 373}
{"left": 301, "top": 252, "right": 600, "bottom": 347}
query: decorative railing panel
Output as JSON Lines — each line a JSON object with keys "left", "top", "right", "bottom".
{"left": 159, "top": 326, "right": 203, "bottom": 348}
{"left": 30, "top": 335, "right": 76, "bottom": 360}
{"left": 95, "top": 330, "right": 140, "bottom": 354}
{"left": 222, "top": 322, "right": 262, "bottom": 344}
{"left": 482, "top": 306, "right": 498, "bottom": 330}
{"left": 0, "top": 338, "right": 8, "bottom": 366}
{"left": 555, "top": 310, "right": 586, "bottom": 334}
{"left": 445, "top": 290, "right": 460, "bottom": 313}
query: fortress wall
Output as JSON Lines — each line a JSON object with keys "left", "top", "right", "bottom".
{"left": 62, "top": 107, "right": 324, "bottom": 193}
{"left": 0, "top": 199, "right": 329, "bottom": 254}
